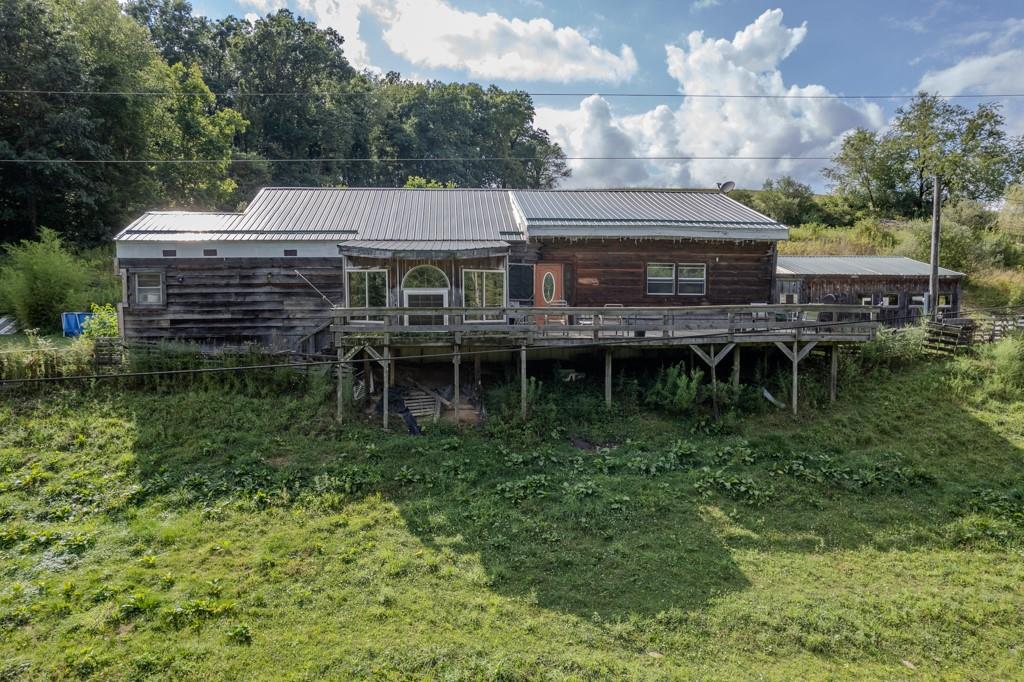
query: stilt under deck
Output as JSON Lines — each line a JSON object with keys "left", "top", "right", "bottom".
{"left": 333, "top": 304, "right": 879, "bottom": 425}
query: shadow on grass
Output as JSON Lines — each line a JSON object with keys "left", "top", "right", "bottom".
{"left": 116, "top": 360, "right": 1023, "bottom": 620}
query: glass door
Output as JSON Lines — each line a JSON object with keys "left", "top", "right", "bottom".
{"left": 404, "top": 289, "right": 448, "bottom": 326}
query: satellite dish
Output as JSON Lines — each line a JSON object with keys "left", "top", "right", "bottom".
{"left": 717, "top": 181, "right": 736, "bottom": 194}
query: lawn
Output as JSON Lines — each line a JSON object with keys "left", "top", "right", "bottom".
{"left": 1, "top": 358, "right": 1023, "bottom": 680}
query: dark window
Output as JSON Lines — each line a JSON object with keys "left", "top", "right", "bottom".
{"left": 203, "top": 249, "right": 218, "bottom": 257}
{"left": 509, "top": 264, "right": 534, "bottom": 302}
{"left": 162, "top": 249, "right": 177, "bottom": 257}
{"left": 283, "top": 249, "right": 298, "bottom": 257}
{"left": 676, "top": 263, "right": 706, "bottom": 296}
{"left": 646, "top": 264, "right": 675, "bottom": 295}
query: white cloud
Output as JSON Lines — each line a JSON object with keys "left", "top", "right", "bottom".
{"left": 537, "top": 9, "right": 883, "bottom": 189}
{"left": 367, "top": 0, "right": 636, "bottom": 82}
{"left": 691, "top": 0, "right": 722, "bottom": 11}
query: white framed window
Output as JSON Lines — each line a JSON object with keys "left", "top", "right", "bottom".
{"left": 347, "top": 269, "right": 388, "bottom": 322}
{"left": 134, "top": 272, "right": 164, "bottom": 306}
{"left": 779, "top": 293, "right": 798, "bottom": 304}
{"left": 860, "top": 295, "right": 873, "bottom": 306}
{"left": 910, "top": 294, "right": 925, "bottom": 310}
{"left": 463, "top": 269, "right": 505, "bottom": 322}
{"left": 677, "top": 263, "right": 706, "bottom": 296}
{"left": 646, "top": 263, "right": 675, "bottom": 295}
{"left": 937, "top": 293, "right": 952, "bottom": 309}
{"left": 881, "top": 293, "right": 899, "bottom": 307}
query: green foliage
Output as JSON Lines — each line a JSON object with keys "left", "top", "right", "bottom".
{"left": 950, "top": 335, "right": 1024, "bottom": 403}
{"left": 857, "top": 326, "right": 929, "bottom": 371}
{"left": 998, "top": 183, "right": 1024, "bottom": 237}
{"left": 0, "top": 229, "right": 90, "bottom": 332}
{"left": 0, "top": 332, "right": 95, "bottom": 381}
{"left": 754, "top": 176, "right": 819, "bottom": 225}
{"left": 645, "top": 363, "right": 705, "bottom": 415}
{"left": 903, "top": 220, "right": 1023, "bottom": 272}
{"left": 404, "top": 176, "right": 456, "bottom": 188}
{"left": 81, "top": 304, "right": 118, "bottom": 339}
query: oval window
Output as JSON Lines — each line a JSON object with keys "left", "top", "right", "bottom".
{"left": 542, "top": 272, "right": 556, "bottom": 303}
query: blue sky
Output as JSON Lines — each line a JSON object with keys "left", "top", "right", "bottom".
{"left": 190, "top": 0, "right": 1024, "bottom": 188}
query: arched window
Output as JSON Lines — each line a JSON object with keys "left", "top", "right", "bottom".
{"left": 402, "top": 265, "right": 449, "bottom": 290}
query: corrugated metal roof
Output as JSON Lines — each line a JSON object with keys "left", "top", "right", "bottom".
{"left": 777, "top": 256, "right": 964, "bottom": 277}
{"left": 115, "top": 188, "right": 787, "bottom": 244}
{"left": 512, "top": 189, "right": 786, "bottom": 240}
{"left": 339, "top": 240, "right": 510, "bottom": 259}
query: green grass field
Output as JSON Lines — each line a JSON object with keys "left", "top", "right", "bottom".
{"left": 1, "top": 357, "right": 1023, "bottom": 680}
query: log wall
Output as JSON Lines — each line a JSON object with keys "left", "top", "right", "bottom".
{"left": 534, "top": 239, "right": 776, "bottom": 306}
{"left": 776, "top": 274, "right": 964, "bottom": 325}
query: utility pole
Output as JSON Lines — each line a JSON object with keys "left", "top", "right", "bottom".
{"left": 928, "top": 174, "right": 942, "bottom": 319}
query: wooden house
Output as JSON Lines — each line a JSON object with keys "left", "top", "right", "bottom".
{"left": 774, "top": 256, "right": 964, "bottom": 325}
{"left": 114, "top": 187, "right": 788, "bottom": 348}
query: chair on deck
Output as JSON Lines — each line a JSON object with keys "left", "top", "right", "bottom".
{"left": 598, "top": 304, "right": 627, "bottom": 338}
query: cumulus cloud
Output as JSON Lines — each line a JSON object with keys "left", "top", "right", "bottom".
{"left": 537, "top": 9, "right": 883, "bottom": 189}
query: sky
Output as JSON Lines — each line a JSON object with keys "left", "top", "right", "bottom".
{"left": 190, "top": 0, "right": 1024, "bottom": 190}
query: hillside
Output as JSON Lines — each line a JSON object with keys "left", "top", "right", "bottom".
{"left": 1, "top": 344, "right": 1023, "bottom": 680}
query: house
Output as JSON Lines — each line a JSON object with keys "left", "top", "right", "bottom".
{"left": 114, "top": 187, "right": 788, "bottom": 347}
{"left": 774, "top": 256, "right": 964, "bottom": 325}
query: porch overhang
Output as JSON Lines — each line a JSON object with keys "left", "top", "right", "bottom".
{"left": 338, "top": 240, "right": 511, "bottom": 260}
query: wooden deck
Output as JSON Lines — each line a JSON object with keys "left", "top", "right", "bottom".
{"left": 333, "top": 304, "right": 880, "bottom": 347}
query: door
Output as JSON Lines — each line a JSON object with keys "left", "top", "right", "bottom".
{"left": 404, "top": 289, "right": 448, "bottom": 326}
{"left": 535, "top": 264, "right": 563, "bottom": 307}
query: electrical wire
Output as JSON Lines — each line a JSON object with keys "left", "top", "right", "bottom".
{"left": 0, "top": 155, "right": 833, "bottom": 165}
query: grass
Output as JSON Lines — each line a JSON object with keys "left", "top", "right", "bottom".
{"left": 1, "top": 356, "right": 1023, "bottom": 679}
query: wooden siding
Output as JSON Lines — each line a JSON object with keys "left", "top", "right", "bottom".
{"left": 119, "top": 257, "right": 344, "bottom": 348}
{"left": 345, "top": 255, "right": 507, "bottom": 308}
{"left": 775, "top": 274, "right": 963, "bottom": 325}
{"left": 534, "top": 239, "right": 776, "bottom": 307}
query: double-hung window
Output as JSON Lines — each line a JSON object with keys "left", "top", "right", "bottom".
{"left": 463, "top": 269, "right": 505, "bottom": 321}
{"left": 677, "top": 264, "right": 706, "bottom": 296}
{"left": 347, "top": 269, "right": 388, "bottom": 321}
{"left": 881, "top": 293, "right": 899, "bottom": 307}
{"left": 134, "top": 272, "right": 164, "bottom": 306}
{"left": 646, "top": 264, "right": 675, "bottom": 295}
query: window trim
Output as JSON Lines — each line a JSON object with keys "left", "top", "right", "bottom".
{"left": 462, "top": 268, "right": 506, "bottom": 323}
{"left": 645, "top": 263, "right": 676, "bottom": 296}
{"left": 134, "top": 271, "right": 165, "bottom": 307}
{"left": 859, "top": 295, "right": 874, "bottom": 306}
{"left": 779, "top": 293, "right": 799, "bottom": 304}
{"left": 676, "top": 262, "right": 707, "bottom": 297}
{"left": 880, "top": 293, "right": 900, "bottom": 308}
{"left": 346, "top": 267, "right": 389, "bottom": 323}
{"left": 937, "top": 293, "right": 952, "bottom": 309}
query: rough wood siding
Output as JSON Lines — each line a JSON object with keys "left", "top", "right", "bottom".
{"left": 345, "top": 255, "right": 507, "bottom": 307}
{"left": 775, "top": 275, "right": 963, "bottom": 324}
{"left": 535, "top": 239, "right": 776, "bottom": 306}
{"left": 119, "top": 257, "right": 344, "bottom": 347}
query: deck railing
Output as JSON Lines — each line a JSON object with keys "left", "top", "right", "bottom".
{"left": 333, "top": 304, "right": 880, "bottom": 342}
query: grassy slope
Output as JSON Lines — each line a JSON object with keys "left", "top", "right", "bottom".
{"left": 1, "top": 363, "right": 1023, "bottom": 680}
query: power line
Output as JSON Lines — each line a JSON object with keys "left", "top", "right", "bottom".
{"left": 2, "top": 88, "right": 1023, "bottom": 100}
{"left": 0, "top": 155, "right": 833, "bottom": 165}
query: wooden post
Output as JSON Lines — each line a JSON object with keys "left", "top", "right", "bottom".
{"left": 604, "top": 349, "right": 612, "bottom": 409}
{"left": 830, "top": 344, "right": 839, "bottom": 403}
{"left": 453, "top": 345, "right": 461, "bottom": 422}
{"left": 791, "top": 339, "right": 799, "bottom": 416}
{"left": 710, "top": 344, "right": 719, "bottom": 420}
{"left": 383, "top": 346, "right": 390, "bottom": 431}
{"left": 732, "top": 345, "right": 741, "bottom": 389}
{"left": 520, "top": 345, "right": 527, "bottom": 418}
{"left": 336, "top": 348, "right": 345, "bottom": 423}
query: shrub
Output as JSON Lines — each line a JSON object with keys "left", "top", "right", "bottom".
{"left": 857, "top": 326, "right": 928, "bottom": 370}
{"left": 645, "top": 363, "right": 705, "bottom": 415}
{"left": 81, "top": 303, "right": 118, "bottom": 338}
{"left": 0, "top": 229, "right": 90, "bottom": 333}
{"left": 949, "top": 336, "right": 1024, "bottom": 403}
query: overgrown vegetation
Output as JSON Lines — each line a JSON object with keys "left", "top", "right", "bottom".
{"left": 2, "top": 336, "right": 1021, "bottom": 678}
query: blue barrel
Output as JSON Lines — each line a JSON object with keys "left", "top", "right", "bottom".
{"left": 61, "top": 312, "right": 94, "bottom": 337}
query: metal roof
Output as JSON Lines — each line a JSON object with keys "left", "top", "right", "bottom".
{"left": 512, "top": 189, "right": 787, "bottom": 241}
{"left": 339, "top": 240, "right": 510, "bottom": 259}
{"left": 115, "top": 188, "right": 788, "bottom": 244}
{"left": 777, "top": 256, "right": 964, "bottom": 277}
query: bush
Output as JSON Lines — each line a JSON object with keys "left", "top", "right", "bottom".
{"left": 0, "top": 229, "right": 90, "bottom": 333}
{"left": 901, "top": 220, "right": 1024, "bottom": 272}
{"left": 81, "top": 303, "right": 119, "bottom": 338}
{"left": 858, "top": 326, "right": 929, "bottom": 370}
{"left": 949, "top": 336, "right": 1024, "bottom": 403}
{"left": 645, "top": 363, "right": 705, "bottom": 415}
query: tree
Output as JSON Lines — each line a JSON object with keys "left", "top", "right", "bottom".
{"left": 755, "top": 176, "right": 818, "bottom": 225}
{"left": 404, "top": 176, "right": 456, "bottom": 188}
{"left": 0, "top": 228, "right": 90, "bottom": 332}
{"left": 999, "top": 184, "right": 1024, "bottom": 237}
{"left": 824, "top": 128, "right": 913, "bottom": 215}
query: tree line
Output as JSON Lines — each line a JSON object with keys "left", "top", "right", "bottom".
{"left": 0, "top": 0, "right": 570, "bottom": 246}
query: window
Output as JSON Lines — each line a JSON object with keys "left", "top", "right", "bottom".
{"left": 463, "top": 270, "right": 505, "bottom": 321}
{"left": 910, "top": 294, "right": 925, "bottom": 309}
{"left": 203, "top": 249, "right": 218, "bottom": 257}
{"left": 134, "top": 272, "right": 164, "bottom": 306}
{"left": 646, "top": 263, "right": 675, "bottom": 295}
{"left": 860, "top": 295, "right": 873, "bottom": 306}
{"left": 347, "top": 269, "right": 388, "bottom": 321}
{"left": 937, "top": 293, "right": 952, "bottom": 309}
{"left": 780, "top": 293, "right": 798, "bottom": 304}
{"left": 402, "top": 265, "right": 449, "bottom": 289}
{"left": 677, "top": 263, "right": 706, "bottom": 296}
{"left": 542, "top": 272, "right": 556, "bottom": 303}
{"left": 283, "top": 249, "right": 298, "bottom": 257}
{"left": 161, "top": 249, "right": 177, "bottom": 257}
{"left": 881, "top": 293, "right": 899, "bottom": 307}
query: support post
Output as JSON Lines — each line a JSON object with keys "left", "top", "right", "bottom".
{"left": 520, "top": 345, "right": 528, "bottom": 418}
{"left": 382, "top": 346, "right": 390, "bottom": 431}
{"left": 604, "top": 349, "right": 612, "bottom": 409}
{"left": 791, "top": 339, "right": 799, "bottom": 416}
{"left": 453, "top": 345, "right": 461, "bottom": 422}
{"left": 336, "top": 348, "right": 345, "bottom": 423}
{"left": 710, "top": 343, "right": 719, "bottom": 420}
{"left": 474, "top": 354, "right": 482, "bottom": 386}
{"left": 363, "top": 353, "right": 372, "bottom": 403}
{"left": 732, "top": 345, "right": 741, "bottom": 390}
{"left": 928, "top": 174, "right": 942, "bottom": 319}
{"left": 830, "top": 344, "right": 839, "bottom": 403}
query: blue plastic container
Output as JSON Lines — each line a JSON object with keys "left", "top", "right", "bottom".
{"left": 61, "top": 312, "right": 94, "bottom": 337}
